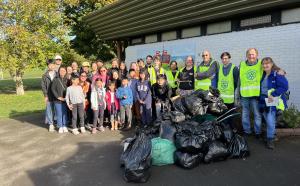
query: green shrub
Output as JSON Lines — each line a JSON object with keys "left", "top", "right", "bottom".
{"left": 282, "top": 104, "right": 300, "bottom": 128}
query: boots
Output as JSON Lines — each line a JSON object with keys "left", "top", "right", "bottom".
{"left": 266, "top": 139, "right": 275, "bottom": 150}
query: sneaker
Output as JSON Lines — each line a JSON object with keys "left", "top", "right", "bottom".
{"left": 49, "top": 124, "right": 55, "bottom": 132}
{"left": 80, "top": 127, "right": 86, "bottom": 133}
{"left": 72, "top": 128, "right": 80, "bottom": 135}
{"left": 91, "top": 128, "right": 97, "bottom": 134}
{"left": 98, "top": 126, "right": 105, "bottom": 132}
{"left": 63, "top": 127, "right": 68, "bottom": 133}
{"left": 266, "top": 139, "right": 275, "bottom": 150}
{"left": 58, "top": 127, "right": 64, "bottom": 134}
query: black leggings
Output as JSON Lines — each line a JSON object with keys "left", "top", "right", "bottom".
{"left": 72, "top": 103, "right": 84, "bottom": 129}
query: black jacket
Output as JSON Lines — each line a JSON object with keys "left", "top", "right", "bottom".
{"left": 51, "top": 76, "right": 68, "bottom": 102}
{"left": 41, "top": 71, "right": 57, "bottom": 101}
{"left": 151, "top": 83, "right": 172, "bottom": 102}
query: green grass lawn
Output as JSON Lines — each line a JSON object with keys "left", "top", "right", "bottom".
{"left": 0, "top": 90, "right": 44, "bottom": 118}
{"left": 0, "top": 69, "right": 44, "bottom": 118}
{"left": 1, "top": 68, "right": 44, "bottom": 80}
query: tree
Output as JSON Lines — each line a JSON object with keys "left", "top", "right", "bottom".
{"left": 63, "top": 0, "right": 117, "bottom": 62}
{"left": 0, "top": 0, "right": 78, "bottom": 95}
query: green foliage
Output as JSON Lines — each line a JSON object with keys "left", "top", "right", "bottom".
{"left": 61, "top": 48, "right": 89, "bottom": 66}
{"left": 63, "top": 0, "right": 117, "bottom": 61}
{"left": 282, "top": 104, "right": 300, "bottom": 128}
{"left": 0, "top": 0, "right": 79, "bottom": 94}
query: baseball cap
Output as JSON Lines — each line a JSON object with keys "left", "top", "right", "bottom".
{"left": 82, "top": 61, "right": 90, "bottom": 67}
{"left": 55, "top": 55, "right": 62, "bottom": 60}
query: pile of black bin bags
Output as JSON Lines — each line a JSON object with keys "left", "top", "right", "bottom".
{"left": 120, "top": 88, "right": 250, "bottom": 183}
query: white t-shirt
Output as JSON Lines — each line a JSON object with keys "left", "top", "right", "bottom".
{"left": 48, "top": 71, "right": 55, "bottom": 81}
{"left": 110, "top": 92, "right": 115, "bottom": 103}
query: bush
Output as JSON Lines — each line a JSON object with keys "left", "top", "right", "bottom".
{"left": 282, "top": 104, "right": 300, "bottom": 128}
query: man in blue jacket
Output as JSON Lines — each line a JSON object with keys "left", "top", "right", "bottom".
{"left": 117, "top": 77, "right": 133, "bottom": 130}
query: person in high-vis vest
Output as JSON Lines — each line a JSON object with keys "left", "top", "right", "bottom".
{"left": 217, "top": 52, "right": 239, "bottom": 108}
{"left": 165, "top": 60, "right": 179, "bottom": 97}
{"left": 239, "top": 48, "right": 263, "bottom": 138}
{"left": 195, "top": 50, "right": 219, "bottom": 90}
{"left": 148, "top": 56, "right": 165, "bottom": 85}
{"left": 145, "top": 55, "right": 156, "bottom": 85}
{"left": 259, "top": 57, "right": 288, "bottom": 149}
{"left": 217, "top": 52, "right": 239, "bottom": 129}
{"left": 178, "top": 56, "right": 196, "bottom": 96}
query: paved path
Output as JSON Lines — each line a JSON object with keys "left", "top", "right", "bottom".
{"left": 0, "top": 114, "right": 300, "bottom": 186}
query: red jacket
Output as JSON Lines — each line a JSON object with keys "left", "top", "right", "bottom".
{"left": 105, "top": 91, "right": 120, "bottom": 111}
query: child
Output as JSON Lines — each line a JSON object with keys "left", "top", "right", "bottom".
{"left": 91, "top": 78, "right": 106, "bottom": 134}
{"left": 128, "top": 69, "right": 140, "bottom": 125}
{"left": 111, "top": 70, "right": 122, "bottom": 88}
{"left": 106, "top": 81, "right": 120, "bottom": 130}
{"left": 116, "top": 77, "right": 133, "bottom": 130}
{"left": 66, "top": 74, "right": 86, "bottom": 135}
{"left": 136, "top": 70, "right": 152, "bottom": 126}
{"left": 152, "top": 74, "right": 172, "bottom": 120}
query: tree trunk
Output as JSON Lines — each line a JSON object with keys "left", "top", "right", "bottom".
{"left": 15, "top": 71, "right": 24, "bottom": 95}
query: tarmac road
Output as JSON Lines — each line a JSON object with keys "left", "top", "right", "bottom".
{"left": 0, "top": 113, "right": 300, "bottom": 186}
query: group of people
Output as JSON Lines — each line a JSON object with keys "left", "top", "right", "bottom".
{"left": 41, "top": 48, "right": 289, "bottom": 149}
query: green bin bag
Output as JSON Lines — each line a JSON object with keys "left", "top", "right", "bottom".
{"left": 151, "top": 137, "right": 176, "bottom": 166}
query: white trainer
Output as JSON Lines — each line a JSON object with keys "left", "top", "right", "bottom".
{"left": 63, "top": 127, "right": 68, "bottom": 133}
{"left": 49, "top": 124, "right": 55, "bottom": 132}
{"left": 80, "top": 127, "right": 86, "bottom": 133}
{"left": 58, "top": 127, "right": 64, "bottom": 134}
{"left": 99, "top": 126, "right": 105, "bottom": 132}
{"left": 72, "top": 128, "right": 80, "bottom": 135}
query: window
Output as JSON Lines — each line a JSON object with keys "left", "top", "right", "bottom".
{"left": 161, "top": 31, "right": 177, "bottom": 41}
{"left": 282, "top": 8, "right": 300, "bottom": 24}
{"left": 182, "top": 26, "right": 201, "bottom": 38}
{"left": 207, "top": 21, "right": 231, "bottom": 35}
{"left": 240, "top": 15, "right": 271, "bottom": 27}
{"left": 131, "top": 38, "right": 143, "bottom": 44}
{"left": 145, "top": 34, "right": 158, "bottom": 43}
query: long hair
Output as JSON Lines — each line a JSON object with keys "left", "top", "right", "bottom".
{"left": 262, "top": 57, "right": 281, "bottom": 71}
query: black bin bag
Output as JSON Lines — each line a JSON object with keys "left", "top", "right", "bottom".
{"left": 173, "top": 97, "right": 188, "bottom": 114}
{"left": 170, "top": 111, "right": 186, "bottom": 123}
{"left": 228, "top": 134, "right": 250, "bottom": 159}
{"left": 204, "top": 141, "right": 229, "bottom": 163}
{"left": 175, "top": 131, "right": 208, "bottom": 153}
{"left": 159, "top": 120, "right": 177, "bottom": 142}
{"left": 121, "top": 131, "right": 152, "bottom": 183}
{"left": 174, "top": 151, "right": 203, "bottom": 169}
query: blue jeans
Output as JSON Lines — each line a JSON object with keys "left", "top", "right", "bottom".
{"left": 140, "top": 104, "right": 152, "bottom": 126}
{"left": 241, "top": 97, "right": 262, "bottom": 134}
{"left": 263, "top": 110, "right": 276, "bottom": 139}
{"left": 54, "top": 102, "right": 68, "bottom": 128}
{"left": 45, "top": 101, "right": 55, "bottom": 125}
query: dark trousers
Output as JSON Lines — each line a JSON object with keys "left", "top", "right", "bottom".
{"left": 72, "top": 103, "right": 85, "bottom": 129}
{"left": 140, "top": 104, "right": 152, "bottom": 126}
{"left": 93, "top": 105, "right": 105, "bottom": 128}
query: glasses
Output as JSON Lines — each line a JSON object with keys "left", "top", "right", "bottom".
{"left": 202, "top": 54, "right": 208, "bottom": 57}
{"left": 56, "top": 59, "right": 62, "bottom": 61}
